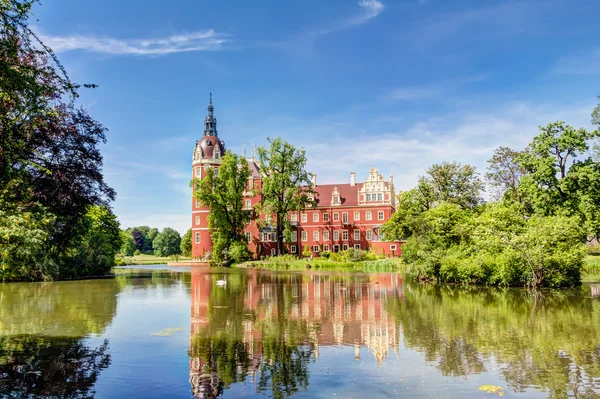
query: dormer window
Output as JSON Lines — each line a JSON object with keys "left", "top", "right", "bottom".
{"left": 331, "top": 186, "right": 341, "bottom": 205}
{"left": 333, "top": 195, "right": 340, "bottom": 204}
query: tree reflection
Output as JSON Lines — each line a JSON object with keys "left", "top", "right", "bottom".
{"left": 0, "top": 336, "right": 110, "bottom": 399}
{"left": 385, "top": 283, "right": 600, "bottom": 397}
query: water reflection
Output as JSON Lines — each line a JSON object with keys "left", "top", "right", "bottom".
{"left": 0, "top": 278, "right": 120, "bottom": 398}
{"left": 188, "top": 269, "right": 403, "bottom": 398}
{"left": 386, "top": 284, "right": 600, "bottom": 398}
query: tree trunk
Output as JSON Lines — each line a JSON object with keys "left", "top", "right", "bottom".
{"left": 276, "top": 215, "right": 284, "bottom": 256}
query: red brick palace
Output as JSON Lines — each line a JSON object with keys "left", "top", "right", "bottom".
{"left": 191, "top": 95, "right": 403, "bottom": 259}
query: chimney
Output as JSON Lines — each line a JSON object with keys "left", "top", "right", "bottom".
{"left": 311, "top": 173, "right": 317, "bottom": 187}
{"left": 350, "top": 172, "right": 356, "bottom": 186}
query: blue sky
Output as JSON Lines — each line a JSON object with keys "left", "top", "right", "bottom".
{"left": 33, "top": 0, "right": 600, "bottom": 234}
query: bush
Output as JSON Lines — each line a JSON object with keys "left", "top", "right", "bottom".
{"left": 320, "top": 251, "right": 331, "bottom": 259}
{"left": 340, "top": 248, "right": 367, "bottom": 262}
{"left": 134, "top": 249, "right": 141, "bottom": 256}
{"left": 228, "top": 241, "right": 252, "bottom": 264}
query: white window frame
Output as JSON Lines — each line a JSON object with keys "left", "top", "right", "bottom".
{"left": 245, "top": 199, "right": 251, "bottom": 208}
{"left": 354, "top": 230, "right": 360, "bottom": 240}
{"left": 291, "top": 245, "right": 297, "bottom": 253}
{"left": 246, "top": 232, "right": 251, "bottom": 243}
{"left": 378, "top": 211, "right": 385, "bottom": 220}
{"left": 291, "top": 231, "right": 297, "bottom": 242}
{"left": 301, "top": 213, "right": 307, "bottom": 223}
{"left": 195, "top": 232, "right": 201, "bottom": 244}
{"left": 378, "top": 193, "right": 383, "bottom": 201}
{"left": 354, "top": 244, "right": 361, "bottom": 250}
{"left": 323, "top": 231, "right": 329, "bottom": 241}
{"left": 323, "top": 213, "right": 329, "bottom": 222}
{"left": 366, "top": 211, "right": 372, "bottom": 221}
{"left": 333, "top": 230, "right": 339, "bottom": 240}
{"left": 313, "top": 231, "right": 319, "bottom": 241}
{"left": 390, "top": 245, "right": 397, "bottom": 251}
{"left": 342, "top": 244, "right": 349, "bottom": 250}
{"left": 367, "top": 230, "right": 373, "bottom": 240}
{"left": 195, "top": 167, "right": 201, "bottom": 177}
{"left": 342, "top": 230, "right": 348, "bottom": 241}
{"left": 353, "top": 211, "right": 360, "bottom": 221}
{"left": 323, "top": 245, "right": 330, "bottom": 252}
{"left": 195, "top": 215, "right": 200, "bottom": 225}
{"left": 302, "top": 231, "right": 308, "bottom": 241}
{"left": 366, "top": 193, "right": 372, "bottom": 201}
{"left": 196, "top": 200, "right": 201, "bottom": 208}
{"left": 313, "top": 213, "right": 319, "bottom": 222}
{"left": 334, "top": 244, "right": 340, "bottom": 252}
{"left": 312, "top": 245, "right": 320, "bottom": 252}
{"left": 291, "top": 213, "right": 298, "bottom": 222}
{"left": 333, "top": 213, "right": 339, "bottom": 221}
{"left": 342, "top": 212, "right": 348, "bottom": 224}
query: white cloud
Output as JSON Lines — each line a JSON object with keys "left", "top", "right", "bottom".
{"left": 118, "top": 212, "right": 190, "bottom": 236}
{"left": 391, "top": 74, "right": 491, "bottom": 101}
{"left": 356, "top": 0, "right": 385, "bottom": 22}
{"left": 38, "top": 30, "right": 229, "bottom": 55}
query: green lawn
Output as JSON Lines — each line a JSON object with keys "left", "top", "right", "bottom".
{"left": 117, "top": 253, "right": 192, "bottom": 265}
{"left": 583, "top": 254, "right": 600, "bottom": 274}
{"left": 236, "top": 257, "right": 404, "bottom": 272}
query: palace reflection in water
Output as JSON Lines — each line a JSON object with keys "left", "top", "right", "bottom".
{"left": 189, "top": 269, "right": 403, "bottom": 398}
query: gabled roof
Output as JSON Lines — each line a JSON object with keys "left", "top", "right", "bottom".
{"left": 247, "top": 159, "right": 261, "bottom": 178}
{"left": 314, "top": 184, "right": 359, "bottom": 207}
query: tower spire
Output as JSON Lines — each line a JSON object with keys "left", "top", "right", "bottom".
{"left": 204, "top": 92, "right": 217, "bottom": 136}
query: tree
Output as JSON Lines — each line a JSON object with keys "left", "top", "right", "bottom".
{"left": 146, "top": 227, "right": 159, "bottom": 250}
{"left": 418, "top": 162, "right": 483, "bottom": 210}
{"left": 180, "top": 228, "right": 192, "bottom": 257}
{"left": 380, "top": 189, "right": 427, "bottom": 241}
{"left": 257, "top": 138, "right": 315, "bottom": 255}
{"left": 130, "top": 229, "right": 145, "bottom": 251}
{"left": 485, "top": 147, "right": 527, "bottom": 202}
{"left": 592, "top": 94, "right": 600, "bottom": 127}
{"left": 152, "top": 228, "right": 181, "bottom": 257}
{"left": 67, "top": 205, "right": 121, "bottom": 278}
{"left": 518, "top": 121, "right": 600, "bottom": 239}
{"left": 192, "top": 151, "right": 251, "bottom": 265}
{"left": 0, "top": 0, "right": 115, "bottom": 280}
{"left": 120, "top": 231, "right": 136, "bottom": 256}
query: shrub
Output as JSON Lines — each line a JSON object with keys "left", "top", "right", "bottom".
{"left": 340, "top": 248, "right": 367, "bottom": 262}
{"left": 134, "top": 249, "right": 141, "bottom": 256}
{"left": 228, "top": 241, "right": 252, "bottom": 264}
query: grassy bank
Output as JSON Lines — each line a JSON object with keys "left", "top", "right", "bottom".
{"left": 583, "top": 255, "right": 600, "bottom": 280}
{"left": 236, "top": 256, "right": 404, "bottom": 273}
{"left": 116, "top": 254, "right": 192, "bottom": 265}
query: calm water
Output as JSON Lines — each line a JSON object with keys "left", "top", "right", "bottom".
{"left": 1, "top": 267, "right": 599, "bottom": 398}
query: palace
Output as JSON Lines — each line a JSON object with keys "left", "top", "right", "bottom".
{"left": 191, "top": 95, "right": 402, "bottom": 259}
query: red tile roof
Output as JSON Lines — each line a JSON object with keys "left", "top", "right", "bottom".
{"left": 314, "top": 184, "right": 359, "bottom": 207}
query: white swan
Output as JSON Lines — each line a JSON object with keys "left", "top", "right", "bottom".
{"left": 216, "top": 279, "right": 227, "bottom": 287}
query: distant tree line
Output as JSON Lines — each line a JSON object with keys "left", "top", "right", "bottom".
{"left": 119, "top": 226, "right": 190, "bottom": 258}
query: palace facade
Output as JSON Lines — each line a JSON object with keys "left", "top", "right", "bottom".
{"left": 191, "top": 96, "right": 402, "bottom": 259}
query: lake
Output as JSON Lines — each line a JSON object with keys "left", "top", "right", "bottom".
{"left": 1, "top": 266, "right": 599, "bottom": 398}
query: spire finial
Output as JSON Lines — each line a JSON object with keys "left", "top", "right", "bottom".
{"left": 209, "top": 92, "right": 212, "bottom": 105}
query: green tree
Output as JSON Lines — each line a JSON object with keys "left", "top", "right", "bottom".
{"left": 152, "top": 228, "right": 181, "bottom": 257}
{"left": 418, "top": 162, "right": 483, "bottom": 210}
{"left": 485, "top": 146, "right": 527, "bottom": 202}
{"left": 146, "top": 227, "right": 159, "bottom": 250}
{"left": 180, "top": 228, "right": 192, "bottom": 257}
{"left": 120, "top": 231, "right": 136, "bottom": 256}
{"left": 380, "top": 189, "right": 427, "bottom": 241}
{"left": 192, "top": 151, "right": 251, "bottom": 265}
{"left": 518, "top": 121, "right": 600, "bottom": 240}
{"left": 257, "top": 137, "right": 315, "bottom": 255}
{"left": 0, "top": 1, "right": 115, "bottom": 280}
{"left": 67, "top": 205, "right": 122, "bottom": 278}
{"left": 592, "top": 94, "right": 600, "bottom": 127}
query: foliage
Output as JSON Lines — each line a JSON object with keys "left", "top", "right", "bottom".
{"left": 227, "top": 240, "right": 252, "bottom": 264}
{"left": 180, "top": 228, "right": 192, "bottom": 257}
{"left": 0, "top": 0, "right": 115, "bottom": 280}
{"left": 302, "top": 245, "right": 311, "bottom": 258}
{"left": 592, "top": 94, "right": 600, "bottom": 127}
{"left": 417, "top": 161, "right": 484, "bottom": 210}
{"left": 120, "top": 231, "right": 136, "bottom": 256}
{"left": 339, "top": 248, "right": 367, "bottom": 262}
{"left": 152, "top": 228, "right": 181, "bottom": 257}
{"left": 485, "top": 146, "right": 527, "bottom": 202}
{"left": 380, "top": 189, "right": 426, "bottom": 241}
{"left": 192, "top": 151, "right": 251, "bottom": 266}
{"left": 66, "top": 205, "right": 121, "bottom": 278}
{"left": 257, "top": 137, "right": 315, "bottom": 255}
